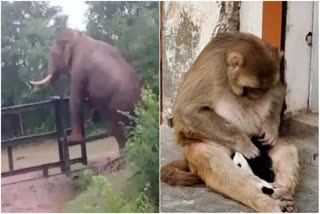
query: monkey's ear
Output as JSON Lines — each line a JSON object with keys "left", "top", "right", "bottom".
{"left": 226, "top": 52, "right": 244, "bottom": 68}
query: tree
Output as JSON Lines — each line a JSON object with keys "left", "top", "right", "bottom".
{"left": 1, "top": 1, "right": 68, "bottom": 105}
{"left": 1, "top": 1, "right": 68, "bottom": 135}
{"left": 85, "top": 2, "right": 159, "bottom": 95}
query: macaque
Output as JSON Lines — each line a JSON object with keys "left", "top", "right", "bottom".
{"left": 161, "top": 32, "right": 299, "bottom": 212}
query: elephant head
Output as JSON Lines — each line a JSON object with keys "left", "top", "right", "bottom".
{"left": 28, "top": 29, "right": 82, "bottom": 86}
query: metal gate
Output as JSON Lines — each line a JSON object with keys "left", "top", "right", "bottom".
{"left": 1, "top": 96, "right": 106, "bottom": 177}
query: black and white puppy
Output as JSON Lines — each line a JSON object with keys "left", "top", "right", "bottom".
{"left": 232, "top": 136, "right": 275, "bottom": 195}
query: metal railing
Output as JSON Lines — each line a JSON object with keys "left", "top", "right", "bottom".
{"left": 1, "top": 96, "right": 107, "bottom": 177}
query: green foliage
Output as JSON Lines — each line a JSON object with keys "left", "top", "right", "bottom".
{"left": 72, "top": 170, "right": 94, "bottom": 193}
{"left": 85, "top": 2, "right": 159, "bottom": 94}
{"left": 1, "top": 1, "right": 68, "bottom": 135}
{"left": 125, "top": 87, "right": 159, "bottom": 205}
{"left": 66, "top": 170, "right": 157, "bottom": 213}
{"left": 1, "top": 1, "right": 68, "bottom": 105}
{"left": 66, "top": 89, "right": 160, "bottom": 213}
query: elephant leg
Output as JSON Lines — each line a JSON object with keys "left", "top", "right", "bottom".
{"left": 109, "top": 112, "right": 130, "bottom": 150}
{"left": 68, "top": 80, "right": 85, "bottom": 143}
{"left": 111, "top": 121, "right": 127, "bottom": 150}
{"left": 91, "top": 109, "right": 102, "bottom": 123}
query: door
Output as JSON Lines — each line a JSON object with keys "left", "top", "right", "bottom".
{"left": 284, "top": 1, "right": 316, "bottom": 113}
{"left": 309, "top": 1, "right": 318, "bottom": 113}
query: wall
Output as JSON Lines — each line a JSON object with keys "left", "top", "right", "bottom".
{"left": 239, "top": 1, "right": 263, "bottom": 37}
{"left": 309, "top": 1, "right": 319, "bottom": 112}
{"left": 162, "top": 1, "right": 220, "bottom": 119}
{"left": 161, "top": 2, "right": 317, "bottom": 120}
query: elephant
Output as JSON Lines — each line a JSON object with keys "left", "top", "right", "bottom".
{"left": 28, "top": 28, "right": 141, "bottom": 149}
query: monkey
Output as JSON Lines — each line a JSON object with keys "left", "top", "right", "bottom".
{"left": 161, "top": 136, "right": 276, "bottom": 195}
{"left": 161, "top": 136, "right": 276, "bottom": 194}
{"left": 161, "top": 32, "right": 299, "bottom": 212}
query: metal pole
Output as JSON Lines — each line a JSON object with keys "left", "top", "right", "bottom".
{"left": 80, "top": 122, "right": 87, "bottom": 165}
{"left": 7, "top": 146, "right": 14, "bottom": 171}
{"left": 59, "top": 97, "right": 71, "bottom": 175}
{"left": 18, "top": 112, "right": 24, "bottom": 136}
{"left": 52, "top": 96, "right": 70, "bottom": 175}
{"left": 53, "top": 96, "right": 65, "bottom": 173}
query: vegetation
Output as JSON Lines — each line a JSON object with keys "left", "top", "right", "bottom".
{"left": 85, "top": 1, "right": 159, "bottom": 95}
{"left": 125, "top": 88, "right": 159, "bottom": 202}
{"left": 2, "top": 1, "right": 68, "bottom": 104}
{"left": 65, "top": 170, "right": 156, "bottom": 213}
{"left": 65, "top": 88, "right": 159, "bottom": 212}
{"left": 1, "top": 1, "right": 68, "bottom": 137}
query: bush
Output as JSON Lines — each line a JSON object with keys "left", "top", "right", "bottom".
{"left": 65, "top": 169, "right": 157, "bottom": 213}
{"left": 125, "top": 87, "right": 159, "bottom": 204}
{"left": 65, "top": 88, "right": 159, "bottom": 213}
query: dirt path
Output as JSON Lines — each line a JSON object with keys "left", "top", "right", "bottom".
{"left": 2, "top": 173, "right": 74, "bottom": 213}
{"left": 1, "top": 137, "right": 119, "bottom": 213}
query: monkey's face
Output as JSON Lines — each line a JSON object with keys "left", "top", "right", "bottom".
{"left": 242, "top": 87, "right": 267, "bottom": 100}
{"left": 226, "top": 46, "right": 283, "bottom": 100}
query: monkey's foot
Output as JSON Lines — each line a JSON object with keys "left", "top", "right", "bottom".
{"left": 68, "top": 133, "right": 84, "bottom": 143}
{"left": 275, "top": 196, "right": 297, "bottom": 213}
{"left": 272, "top": 184, "right": 297, "bottom": 212}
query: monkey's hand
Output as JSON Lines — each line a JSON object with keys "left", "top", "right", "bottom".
{"left": 258, "top": 122, "right": 279, "bottom": 146}
{"left": 235, "top": 135, "right": 260, "bottom": 159}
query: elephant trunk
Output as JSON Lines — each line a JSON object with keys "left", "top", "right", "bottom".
{"left": 28, "top": 74, "right": 53, "bottom": 86}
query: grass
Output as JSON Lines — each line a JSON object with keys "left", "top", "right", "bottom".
{"left": 64, "top": 169, "right": 157, "bottom": 213}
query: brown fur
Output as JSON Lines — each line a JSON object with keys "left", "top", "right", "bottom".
{"left": 161, "top": 159, "right": 203, "bottom": 186}
{"left": 161, "top": 32, "right": 299, "bottom": 212}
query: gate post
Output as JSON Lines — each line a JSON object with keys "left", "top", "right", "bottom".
{"left": 53, "top": 96, "right": 64, "bottom": 172}
{"left": 7, "top": 146, "right": 14, "bottom": 171}
{"left": 52, "top": 96, "right": 70, "bottom": 175}
{"left": 81, "top": 124, "right": 88, "bottom": 165}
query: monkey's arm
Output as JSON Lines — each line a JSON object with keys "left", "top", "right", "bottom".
{"left": 259, "top": 84, "right": 286, "bottom": 145}
{"left": 174, "top": 101, "right": 259, "bottom": 159}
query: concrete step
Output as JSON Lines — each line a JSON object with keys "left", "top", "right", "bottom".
{"left": 280, "top": 112, "right": 318, "bottom": 138}
{"left": 280, "top": 112, "right": 318, "bottom": 166}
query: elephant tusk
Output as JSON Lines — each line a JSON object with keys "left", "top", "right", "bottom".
{"left": 28, "top": 74, "right": 52, "bottom": 86}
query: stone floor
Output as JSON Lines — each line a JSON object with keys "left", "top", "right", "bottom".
{"left": 160, "top": 113, "right": 319, "bottom": 212}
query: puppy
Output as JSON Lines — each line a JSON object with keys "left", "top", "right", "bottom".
{"left": 232, "top": 136, "right": 275, "bottom": 195}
